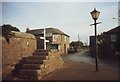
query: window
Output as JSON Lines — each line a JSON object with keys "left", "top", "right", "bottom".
{"left": 46, "top": 33, "right": 52, "bottom": 37}
{"left": 58, "top": 45, "right": 61, "bottom": 50}
{"left": 50, "top": 44, "right": 58, "bottom": 49}
{"left": 61, "top": 36, "right": 62, "bottom": 41}
{"left": 64, "top": 36, "right": 66, "bottom": 42}
{"left": 53, "top": 35, "right": 58, "bottom": 41}
{"left": 111, "top": 34, "right": 116, "bottom": 42}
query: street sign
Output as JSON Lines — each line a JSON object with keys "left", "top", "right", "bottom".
{"left": 39, "top": 28, "right": 49, "bottom": 50}
{"left": 40, "top": 37, "right": 45, "bottom": 39}
{"left": 45, "top": 40, "right": 49, "bottom": 42}
{"left": 90, "top": 22, "right": 102, "bottom": 26}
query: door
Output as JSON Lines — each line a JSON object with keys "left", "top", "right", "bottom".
{"left": 64, "top": 44, "right": 66, "bottom": 54}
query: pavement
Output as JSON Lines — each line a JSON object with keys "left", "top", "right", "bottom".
{"left": 41, "top": 50, "right": 119, "bottom": 80}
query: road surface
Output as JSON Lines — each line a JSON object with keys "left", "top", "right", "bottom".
{"left": 62, "top": 50, "right": 95, "bottom": 64}
{"left": 62, "top": 50, "right": 118, "bottom": 67}
{"left": 42, "top": 50, "right": 118, "bottom": 80}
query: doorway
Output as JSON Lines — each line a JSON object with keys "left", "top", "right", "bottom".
{"left": 64, "top": 44, "right": 66, "bottom": 54}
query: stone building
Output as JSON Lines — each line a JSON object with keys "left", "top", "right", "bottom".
{"left": 89, "top": 26, "right": 120, "bottom": 59}
{"left": 26, "top": 27, "right": 70, "bottom": 55}
{"left": 100, "top": 26, "right": 120, "bottom": 59}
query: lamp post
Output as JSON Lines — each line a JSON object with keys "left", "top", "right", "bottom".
{"left": 90, "top": 8, "right": 100, "bottom": 72}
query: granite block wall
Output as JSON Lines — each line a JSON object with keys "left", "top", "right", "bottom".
{"left": 2, "top": 31, "right": 36, "bottom": 79}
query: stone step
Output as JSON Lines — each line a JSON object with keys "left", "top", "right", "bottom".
{"left": 12, "top": 50, "right": 63, "bottom": 80}
{"left": 33, "top": 52, "right": 49, "bottom": 56}
{"left": 22, "top": 59, "right": 46, "bottom": 64}
{"left": 28, "top": 55, "right": 49, "bottom": 60}
{"left": 35, "top": 49, "right": 50, "bottom": 52}
{"left": 22, "top": 64, "right": 44, "bottom": 69}
{"left": 19, "top": 69, "right": 42, "bottom": 79}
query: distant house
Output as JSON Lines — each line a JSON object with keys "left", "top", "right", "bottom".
{"left": 26, "top": 27, "right": 70, "bottom": 55}
{"left": 89, "top": 36, "right": 96, "bottom": 57}
{"left": 101, "top": 26, "right": 120, "bottom": 59}
{"left": 89, "top": 26, "right": 120, "bottom": 59}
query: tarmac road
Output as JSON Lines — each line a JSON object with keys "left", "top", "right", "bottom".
{"left": 62, "top": 50, "right": 95, "bottom": 64}
{"left": 62, "top": 50, "right": 118, "bottom": 67}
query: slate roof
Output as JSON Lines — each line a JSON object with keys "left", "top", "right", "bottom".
{"left": 26, "top": 27, "right": 69, "bottom": 37}
{"left": 105, "top": 25, "right": 120, "bottom": 34}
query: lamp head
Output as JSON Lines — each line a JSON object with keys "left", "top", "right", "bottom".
{"left": 90, "top": 8, "right": 100, "bottom": 20}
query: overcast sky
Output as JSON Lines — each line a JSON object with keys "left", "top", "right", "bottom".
{"left": 2, "top": 0, "right": 119, "bottom": 44}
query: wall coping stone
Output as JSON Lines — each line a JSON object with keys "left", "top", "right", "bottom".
{"left": 11, "top": 31, "right": 36, "bottom": 39}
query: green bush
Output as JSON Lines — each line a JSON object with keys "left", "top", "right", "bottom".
{"left": 1, "top": 24, "right": 20, "bottom": 43}
{"left": 2, "top": 24, "right": 20, "bottom": 36}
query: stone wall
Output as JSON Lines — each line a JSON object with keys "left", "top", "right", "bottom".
{"left": 2, "top": 31, "right": 36, "bottom": 79}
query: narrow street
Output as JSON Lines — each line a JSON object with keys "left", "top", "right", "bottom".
{"left": 42, "top": 50, "right": 118, "bottom": 80}
{"left": 62, "top": 50, "right": 95, "bottom": 65}
{"left": 62, "top": 50, "right": 118, "bottom": 67}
